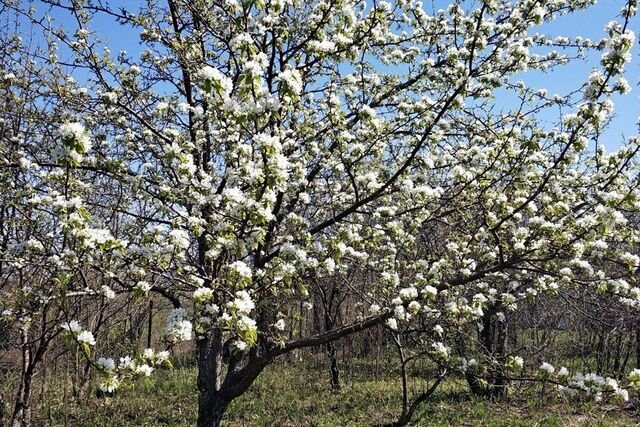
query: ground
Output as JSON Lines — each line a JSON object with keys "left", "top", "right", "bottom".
{"left": 3, "top": 354, "right": 637, "bottom": 426}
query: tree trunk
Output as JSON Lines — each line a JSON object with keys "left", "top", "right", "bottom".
{"left": 466, "top": 309, "right": 494, "bottom": 397}
{"left": 465, "top": 371, "right": 486, "bottom": 396}
{"left": 466, "top": 305, "right": 509, "bottom": 398}
{"left": 197, "top": 394, "right": 229, "bottom": 427}
{"left": 9, "top": 384, "right": 31, "bottom": 427}
{"left": 322, "top": 289, "right": 341, "bottom": 391}
{"left": 327, "top": 341, "right": 340, "bottom": 391}
{"left": 147, "top": 300, "right": 154, "bottom": 349}
{"left": 11, "top": 370, "right": 33, "bottom": 427}
{"left": 11, "top": 331, "right": 34, "bottom": 427}
{"left": 196, "top": 329, "right": 227, "bottom": 427}
{"left": 489, "top": 317, "right": 508, "bottom": 398}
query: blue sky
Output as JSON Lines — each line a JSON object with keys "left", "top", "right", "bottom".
{"left": 35, "top": 0, "right": 639, "bottom": 150}
{"left": 516, "top": 0, "right": 639, "bottom": 149}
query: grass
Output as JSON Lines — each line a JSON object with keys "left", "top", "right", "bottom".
{"left": 2, "top": 356, "right": 639, "bottom": 426}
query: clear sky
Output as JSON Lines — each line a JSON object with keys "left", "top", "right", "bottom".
{"left": 28, "top": 0, "right": 640, "bottom": 150}
{"left": 517, "top": 0, "right": 639, "bottom": 149}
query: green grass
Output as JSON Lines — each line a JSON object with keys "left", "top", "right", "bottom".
{"left": 3, "top": 358, "right": 639, "bottom": 426}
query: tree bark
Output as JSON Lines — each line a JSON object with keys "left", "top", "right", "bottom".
{"left": 197, "top": 394, "right": 229, "bottom": 427}
{"left": 327, "top": 341, "right": 340, "bottom": 391}
{"left": 465, "top": 371, "right": 485, "bottom": 396}
{"left": 323, "top": 295, "right": 340, "bottom": 391}
{"left": 489, "top": 317, "right": 508, "bottom": 398}
{"left": 196, "top": 329, "right": 226, "bottom": 427}
{"left": 466, "top": 304, "right": 509, "bottom": 398}
{"left": 147, "top": 300, "right": 153, "bottom": 349}
{"left": 11, "top": 342, "right": 33, "bottom": 427}
{"left": 1, "top": 393, "right": 5, "bottom": 427}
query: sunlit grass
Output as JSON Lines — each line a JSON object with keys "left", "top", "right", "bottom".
{"left": 2, "top": 357, "right": 637, "bottom": 426}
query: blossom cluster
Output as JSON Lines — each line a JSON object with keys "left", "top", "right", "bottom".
{"left": 95, "top": 348, "right": 171, "bottom": 393}
{"left": 53, "top": 122, "right": 92, "bottom": 165}
{"left": 61, "top": 320, "right": 96, "bottom": 352}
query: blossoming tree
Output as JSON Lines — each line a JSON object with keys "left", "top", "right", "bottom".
{"left": 1, "top": 0, "right": 639, "bottom": 426}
